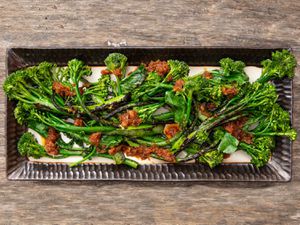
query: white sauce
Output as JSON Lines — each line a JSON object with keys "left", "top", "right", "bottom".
{"left": 244, "top": 66, "right": 262, "bottom": 83}
{"left": 29, "top": 65, "right": 262, "bottom": 164}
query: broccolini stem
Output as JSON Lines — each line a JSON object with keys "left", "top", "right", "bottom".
{"left": 185, "top": 91, "right": 193, "bottom": 126}
{"left": 50, "top": 93, "right": 71, "bottom": 116}
{"left": 148, "top": 84, "right": 173, "bottom": 96}
{"left": 91, "top": 94, "right": 130, "bottom": 112}
{"left": 256, "top": 71, "right": 273, "bottom": 84}
{"left": 107, "top": 125, "right": 164, "bottom": 137}
{"left": 59, "top": 149, "right": 84, "bottom": 156}
{"left": 135, "top": 132, "right": 182, "bottom": 147}
{"left": 37, "top": 119, "right": 115, "bottom": 134}
{"left": 172, "top": 105, "right": 243, "bottom": 153}
{"left": 103, "top": 101, "right": 149, "bottom": 119}
{"left": 152, "top": 112, "right": 174, "bottom": 121}
{"left": 70, "top": 147, "right": 96, "bottom": 167}
{"left": 28, "top": 121, "right": 49, "bottom": 137}
{"left": 95, "top": 153, "right": 139, "bottom": 168}
{"left": 220, "top": 113, "right": 249, "bottom": 125}
{"left": 74, "top": 84, "right": 99, "bottom": 120}
{"left": 73, "top": 83, "right": 118, "bottom": 126}
{"left": 177, "top": 147, "right": 215, "bottom": 162}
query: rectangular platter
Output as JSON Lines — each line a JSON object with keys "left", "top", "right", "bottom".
{"left": 5, "top": 47, "right": 293, "bottom": 181}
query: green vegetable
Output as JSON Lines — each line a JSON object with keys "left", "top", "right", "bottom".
{"left": 3, "top": 70, "right": 60, "bottom": 112}
{"left": 257, "top": 50, "right": 297, "bottom": 83}
{"left": 18, "top": 132, "right": 48, "bottom": 159}
{"left": 100, "top": 135, "right": 123, "bottom": 148}
{"left": 113, "top": 152, "right": 126, "bottom": 165}
{"left": 90, "top": 94, "right": 128, "bottom": 112}
{"left": 218, "top": 58, "right": 249, "bottom": 85}
{"left": 172, "top": 82, "right": 278, "bottom": 153}
{"left": 120, "top": 65, "right": 147, "bottom": 94}
{"left": 95, "top": 153, "right": 139, "bottom": 168}
{"left": 131, "top": 72, "right": 173, "bottom": 102}
{"left": 83, "top": 75, "right": 110, "bottom": 104}
{"left": 104, "top": 53, "right": 128, "bottom": 78}
{"left": 134, "top": 102, "right": 163, "bottom": 122}
{"left": 165, "top": 91, "right": 187, "bottom": 126}
{"left": 14, "top": 102, "right": 32, "bottom": 125}
{"left": 218, "top": 132, "right": 239, "bottom": 154}
{"left": 104, "top": 53, "right": 128, "bottom": 95}
{"left": 239, "top": 137, "right": 274, "bottom": 167}
{"left": 199, "top": 150, "right": 223, "bottom": 168}
{"left": 166, "top": 60, "right": 190, "bottom": 81}
{"left": 183, "top": 74, "right": 223, "bottom": 107}
{"left": 3, "top": 50, "right": 296, "bottom": 169}
{"left": 220, "top": 58, "right": 246, "bottom": 75}
{"left": 69, "top": 146, "right": 96, "bottom": 167}
{"left": 245, "top": 103, "right": 297, "bottom": 140}
{"left": 67, "top": 59, "right": 96, "bottom": 120}
{"left": 28, "top": 120, "right": 49, "bottom": 138}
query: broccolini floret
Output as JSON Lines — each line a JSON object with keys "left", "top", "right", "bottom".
{"left": 18, "top": 132, "right": 48, "bottom": 159}
{"left": 166, "top": 59, "right": 190, "bottom": 81}
{"left": 104, "top": 53, "right": 128, "bottom": 78}
{"left": 258, "top": 49, "right": 297, "bottom": 83}
{"left": 239, "top": 136, "right": 275, "bottom": 168}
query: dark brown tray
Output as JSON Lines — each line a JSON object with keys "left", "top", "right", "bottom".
{"left": 5, "top": 47, "right": 293, "bottom": 181}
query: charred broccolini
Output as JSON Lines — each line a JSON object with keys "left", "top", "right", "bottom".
{"left": 3, "top": 51, "right": 297, "bottom": 168}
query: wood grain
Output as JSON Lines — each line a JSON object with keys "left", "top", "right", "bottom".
{"left": 0, "top": 0, "right": 300, "bottom": 224}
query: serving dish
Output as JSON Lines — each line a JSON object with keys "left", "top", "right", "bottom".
{"left": 6, "top": 47, "right": 293, "bottom": 181}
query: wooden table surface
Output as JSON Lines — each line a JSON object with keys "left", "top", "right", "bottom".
{"left": 1, "top": 1, "right": 300, "bottom": 224}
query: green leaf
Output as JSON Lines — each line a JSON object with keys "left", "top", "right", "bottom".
{"left": 100, "top": 135, "right": 123, "bottom": 148}
{"left": 146, "top": 71, "right": 162, "bottom": 82}
{"left": 165, "top": 91, "right": 187, "bottom": 125}
{"left": 218, "top": 132, "right": 239, "bottom": 154}
{"left": 223, "top": 72, "right": 249, "bottom": 85}
{"left": 213, "top": 128, "right": 225, "bottom": 142}
{"left": 28, "top": 120, "right": 49, "bottom": 137}
{"left": 120, "top": 65, "right": 147, "bottom": 94}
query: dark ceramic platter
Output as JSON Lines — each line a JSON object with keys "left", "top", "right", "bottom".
{"left": 5, "top": 47, "right": 293, "bottom": 181}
